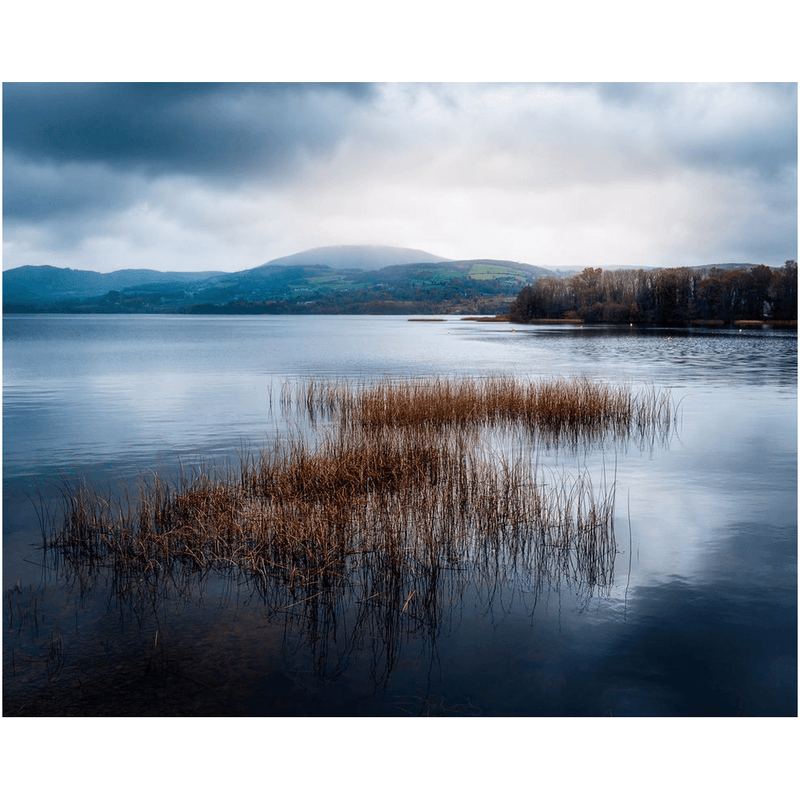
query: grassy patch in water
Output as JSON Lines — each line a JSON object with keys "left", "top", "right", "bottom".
{"left": 45, "top": 376, "right": 675, "bottom": 622}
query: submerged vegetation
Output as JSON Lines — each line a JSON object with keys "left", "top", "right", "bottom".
{"left": 45, "top": 376, "right": 675, "bottom": 635}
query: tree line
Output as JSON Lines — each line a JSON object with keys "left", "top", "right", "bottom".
{"left": 509, "top": 262, "right": 797, "bottom": 325}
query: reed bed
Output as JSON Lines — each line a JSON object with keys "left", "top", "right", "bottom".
{"left": 45, "top": 375, "right": 673, "bottom": 642}
{"left": 51, "top": 426, "right": 614, "bottom": 581}
{"left": 288, "top": 374, "right": 675, "bottom": 448}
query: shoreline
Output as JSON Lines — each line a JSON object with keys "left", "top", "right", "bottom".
{"left": 463, "top": 315, "right": 797, "bottom": 329}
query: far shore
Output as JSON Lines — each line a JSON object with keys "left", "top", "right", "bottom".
{"left": 458, "top": 315, "right": 797, "bottom": 328}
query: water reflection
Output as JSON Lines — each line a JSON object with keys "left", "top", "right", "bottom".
{"left": 466, "top": 325, "right": 797, "bottom": 388}
{"left": 3, "top": 316, "right": 796, "bottom": 716}
{"left": 11, "top": 372, "right": 671, "bottom": 714}
{"left": 5, "top": 535, "right": 617, "bottom": 715}
{"left": 598, "top": 560, "right": 796, "bottom": 716}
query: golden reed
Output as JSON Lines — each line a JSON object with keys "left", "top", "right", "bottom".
{"left": 47, "top": 376, "right": 675, "bottom": 608}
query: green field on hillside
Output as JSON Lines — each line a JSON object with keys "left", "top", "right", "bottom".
{"left": 468, "top": 263, "right": 529, "bottom": 281}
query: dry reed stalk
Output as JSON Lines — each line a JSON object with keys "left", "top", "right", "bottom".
{"left": 284, "top": 374, "right": 675, "bottom": 448}
{"left": 46, "top": 374, "right": 653, "bottom": 629}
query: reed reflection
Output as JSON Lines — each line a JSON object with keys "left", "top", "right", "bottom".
{"left": 39, "top": 376, "right": 675, "bottom": 696}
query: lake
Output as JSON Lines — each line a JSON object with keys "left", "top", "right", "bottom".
{"left": 2, "top": 314, "right": 797, "bottom": 716}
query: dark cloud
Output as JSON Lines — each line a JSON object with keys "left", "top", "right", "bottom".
{"left": 664, "top": 83, "right": 797, "bottom": 179}
{"left": 2, "top": 150, "right": 146, "bottom": 223}
{"left": 3, "top": 82, "right": 375, "bottom": 181}
{"left": 3, "top": 82, "right": 379, "bottom": 235}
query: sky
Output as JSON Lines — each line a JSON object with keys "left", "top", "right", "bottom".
{"left": 3, "top": 81, "right": 797, "bottom": 273}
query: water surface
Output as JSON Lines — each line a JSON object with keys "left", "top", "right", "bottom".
{"left": 3, "top": 315, "right": 796, "bottom": 715}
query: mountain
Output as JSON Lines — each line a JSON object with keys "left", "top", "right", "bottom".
{"left": 263, "top": 245, "right": 451, "bottom": 271}
{"left": 3, "top": 265, "right": 226, "bottom": 303}
{"left": 2, "top": 248, "right": 552, "bottom": 315}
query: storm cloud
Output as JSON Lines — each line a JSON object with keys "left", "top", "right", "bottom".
{"left": 3, "top": 82, "right": 796, "bottom": 272}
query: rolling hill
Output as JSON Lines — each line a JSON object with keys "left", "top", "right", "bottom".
{"left": 2, "top": 265, "right": 226, "bottom": 304}
{"left": 3, "top": 247, "right": 553, "bottom": 315}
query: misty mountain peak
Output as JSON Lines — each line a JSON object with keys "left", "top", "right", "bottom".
{"left": 263, "top": 245, "right": 451, "bottom": 271}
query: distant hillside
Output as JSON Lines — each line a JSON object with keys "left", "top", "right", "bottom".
{"left": 264, "top": 245, "right": 451, "bottom": 271}
{"left": 3, "top": 248, "right": 554, "bottom": 315}
{"left": 360, "top": 259, "right": 551, "bottom": 284}
{"left": 3, "top": 265, "right": 225, "bottom": 303}
{"left": 9, "top": 254, "right": 786, "bottom": 317}
{"left": 545, "top": 262, "right": 771, "bottom": 277}
{"left": 695, "top": 263, "right": 769, "bottom": 271}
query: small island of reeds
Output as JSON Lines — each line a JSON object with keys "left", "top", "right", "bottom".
{"left": 45, "top": 375, "right": 676, "bottom": 628}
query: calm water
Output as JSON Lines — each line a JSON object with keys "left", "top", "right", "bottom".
{"left": 3, "top": 314, "right": 797, "bottom": 715}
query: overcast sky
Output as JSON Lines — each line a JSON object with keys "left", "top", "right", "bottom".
{"left": 3, "top": 81, "right": 797, "bottom": 272}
